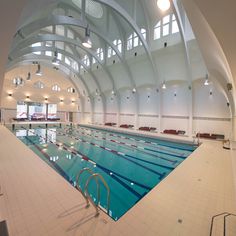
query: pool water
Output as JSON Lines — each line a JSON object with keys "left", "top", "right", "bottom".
{"left": 10, "top": 124, "right": 197, "bottom": 220}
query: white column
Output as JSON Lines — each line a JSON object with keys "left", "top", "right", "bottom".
{"left": 188, "top": 85, "right": 193, "bottom": 137}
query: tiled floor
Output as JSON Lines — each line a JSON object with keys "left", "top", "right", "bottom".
{"left": 0, "top": 125, "right": 235, "bottom": 235}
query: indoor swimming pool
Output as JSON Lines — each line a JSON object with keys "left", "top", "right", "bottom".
{"left": 9, "top": 124, "right": 197, "bottom": 220}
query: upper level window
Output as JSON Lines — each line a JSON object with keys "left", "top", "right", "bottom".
{"left": 107, "top": 46, "right": 113, "bottom": 58}
{"left": 127, "top": 34, "right": 133, "bottom": 50}
{"left": 172, "top": 14, "right": 179, "bottom": 34}
{"left": 34, "top": 81, "right": 44, "bottom": 89}
{"left": 55, "top": 25, "right": 65, "bottom": 36}
{"left": 133, "top": 32, "right": 139, "bottom": 47}
{"left": 67, "top": 87, "right": 76, "bottom": 93}
{"left": 65, "top": 57, "right": 71, "bottom": 66}
{"left": 52, "top": 84, "right": 61, "bottom": 92}
{"left": 127, "top": 32, "right": 141, "bottom": 50}
{"left": 113, "top": 39, "right": 122, "bottom": 53}
{"left": 162, "top": 15, "right": 170, "bottom": 36}
{"left": 67, "top": 29, "right": 74, "bottom": 39}
{"left": 96, "top": 48, "right": 104, "bottom": 61}
{"left": 72, "top": 61, "right": 79, "bottom": 71}
{"left": 82, "top": 55, "right": 90, "bottom": 66}
{"left": 154, "top": 21, "right": 161, "bottom": 40}
{"left": 154, "top": 14, "right": 179, "bottom": 40}
{"left": 31, "top": 42, "right": 42, "bottom": 55}
{"left": 141, "top": 28, "right": 146, "bottom": 40}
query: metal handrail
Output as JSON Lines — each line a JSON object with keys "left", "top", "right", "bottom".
{"left": 76, "top": 168, "right": 98, "bottom": 209}
{"left": 85, "top": 173, "right": 110, "bottom": 216}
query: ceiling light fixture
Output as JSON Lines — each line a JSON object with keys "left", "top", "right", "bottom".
{"left": 132, "top": 88, "right": 136, "bottom": 93}
{"left": 35, "top": 64, "right": 42, "bottom": 76}
{"left": 52, "top": 51, "right": 60, "bottom": 66}
{"left": 157, "top": 0, "right": 171, "bottom": 11}
{"left": 82, "top": 26, "right": 92, "bottom": 49}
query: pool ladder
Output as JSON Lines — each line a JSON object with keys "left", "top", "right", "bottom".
{"left": 76, "top": 168, "right": 110, "bottom": 217}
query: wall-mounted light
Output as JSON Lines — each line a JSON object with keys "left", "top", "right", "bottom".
{"left": 174, "top": 92, "right": 177, "bottom": 97}
{"left": 60, "top": 98, "right": 64, "bottom": 103}
{"left": 132, "top": 88, "right": 136, "bottom": 93}
{"left": 52, "top": 51, "right": 60, "bottom": 66}
{"left": 35, "top": 64, "right": 42, "bottom": 76}
{"left": 26, "top": 95, "right": 30, "bottom": 99}
{"left": 162, "top": 81, "right": 166, "bottom": 89}
{"left": 209, "top": 90, "right": 213, "bottom": 95}
{"left": 44, "top": 97, "right": 48, "bottom": 103}
{"left": 8, "top": 92, "right": 12, "bottom": 97}
{"left": 157, "top": 0, "right": 170, "bottom": 11}
{"left": 26, "top": 72, "right": 31, "bottom": 81}
{"left": 82, "top": 26, "right": 92, "bottom": 48}
{"left": 72, "top": 100, "right": 75, "bottom": 104}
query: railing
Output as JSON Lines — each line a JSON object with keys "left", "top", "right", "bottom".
{"left": 85, "top": 173, "right": 110, "bottom": 216}
{"left": 210, "top": 212, "right": 236, "bottom": 236}
{"left": 76, "top": 168, "right": 110, "bottom": 217}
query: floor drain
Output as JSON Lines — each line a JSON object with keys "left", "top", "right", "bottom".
{"left": 178, "top": 219, "right": 183, "bottom": 224}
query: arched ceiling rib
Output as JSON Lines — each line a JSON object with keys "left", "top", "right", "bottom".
{"left": 93, "top": 0, "right": 158, "bottom": 83}
{"left": 9, "top": 33, "right": 116, "bottom": 91}
{"left": 10, "top": 14, "right": 136, "bottom": 88}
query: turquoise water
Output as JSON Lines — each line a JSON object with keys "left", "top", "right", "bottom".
{"left": 10, "top": 124, "right": 196, "bottom": 220}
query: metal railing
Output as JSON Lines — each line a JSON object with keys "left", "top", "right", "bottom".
{"left": 76, "top": 168, "right": 110, "bottom": 217}
{"left": 85, "top": 173, "right": 110, "bottom": 216}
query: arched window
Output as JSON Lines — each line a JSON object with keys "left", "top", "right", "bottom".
{"left": 67, "top": 87, "right": 76, "bottom": 93}
{"left": 52, "top": 84, "right": 61, "bottom": 92}
{"left": 34, "top": 81, "right": 44, "bottom": 89}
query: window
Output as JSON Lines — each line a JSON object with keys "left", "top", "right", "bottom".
{"left": 16, "top": 102, "right": 27, "bottom": 118}
{"left": 45, "top": 51, "right": 52, "bottom": 56}
{"left": 127, "top": 32, "right": 140, "bottom": 50}
{"left": 65, "top": 57, "right": 71, "bottom": 66}
{"left": 113, "top": 39, "right": 122, "bottom": 53}
{"left": 31, "top": 42, "right": 42, "bottom": 55}
{"left": 172, "top": 14, "right": 179, "bottom": 34}
{"left": 154, "top": 21, "right": 161, "bottom": 40}
{"left": 67, "top": 87, "right": 76, "bottom": 93}
{"left": 82, "top": 55, "right": 90, "bottom": 66}
{"left": 13, "top": 77, "right": 24, "bottom": 87}
{"left": 72, "top": 61, "right": 79, "bottom": 71}
{"left": 107, "top": 46, "right": 113, "bottom": 58}
{"left": 162, "top": 15, "right": 170, "bottom": 36}
{"left": 154, "top": 14, "right": 179, "bottom": 41}
{"left": 33, "top": 81, "right": 44, "bottom": 89}
{"left": 96, "top": 48, "right": 104, "bottom": 61}
{"left": 141, "top": 28, "right": 146, "bottom": 40}
{"left": 127, "top": 34, "right": 133, "bottom": 50}
{"left": 55, "top": 25, "right": 65, "bottom": 36}
{"left": 52, "top": 84, "right": 61, "bottom": 92}
{"left": 48, "top": 104, "right": 57, "bottom": 119}
{"left": 67, "top": 29, "right": 74, "bottom": 39}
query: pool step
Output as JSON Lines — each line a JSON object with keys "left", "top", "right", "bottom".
{"left": 210, "top": 212, "right": 236, "bottom": 236}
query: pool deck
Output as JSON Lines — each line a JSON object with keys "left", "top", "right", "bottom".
{"left": 0, "top": 124, "right": 235, "bottom": 235}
